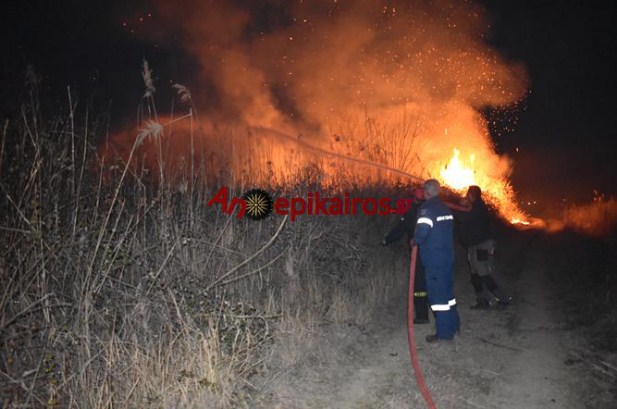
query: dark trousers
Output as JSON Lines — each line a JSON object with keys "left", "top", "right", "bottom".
{"left": 413, "top": 258, "right": 429, "bottom": 320}
{"left": 471, "top": 273, "right": 499, "bottom": 294}
{"left": 467, "top": 241, "right": 508, "bottom": 302}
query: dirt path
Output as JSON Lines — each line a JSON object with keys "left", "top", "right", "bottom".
{"left": 255, "top": 230, "right": 615, "bottom": 408}
{"left": 486, "top": 238, "right": 578, "bottom": 408}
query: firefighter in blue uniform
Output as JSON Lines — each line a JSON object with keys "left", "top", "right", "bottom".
{"left": 382, "top": 187, "right": 430, "bottom": 324}
{"left": 413, "top": 179, "right": 460, "bottom": 342}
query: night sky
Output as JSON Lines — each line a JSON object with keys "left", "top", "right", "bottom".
{"left": 2, "top": 0, "right": 616, "bottom": 210}
{"left": 482, "top": 0, "right": 617, "bottom": 207}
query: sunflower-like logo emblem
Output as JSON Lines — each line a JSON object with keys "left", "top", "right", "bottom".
{"left": 241, "top": 188, "right": 274, "bottom": 221}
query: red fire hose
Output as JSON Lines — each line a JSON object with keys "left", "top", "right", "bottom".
{"left": 407, "top": 244, "right": 438, "bottom": 409}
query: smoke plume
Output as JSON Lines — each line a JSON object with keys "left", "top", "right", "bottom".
{"left": 111, "top": 0, "right": 529, "bottom": 218}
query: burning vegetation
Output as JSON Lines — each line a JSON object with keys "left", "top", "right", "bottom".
{"left": 103, "top": 0, "right": 529, "bottom": 223}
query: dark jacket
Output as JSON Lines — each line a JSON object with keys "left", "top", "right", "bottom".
{"left": 413, "top": 196, "right": 455, "bottom": 268}
{"left": 383, "top": 201, "right": 422, "bottom": 245}
{"left": 456, "top": 199, "right": 491, "bottom": 246}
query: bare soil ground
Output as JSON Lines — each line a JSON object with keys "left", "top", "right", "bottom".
{"left": 252, "top": 228, "right": 617, "bottom": 408}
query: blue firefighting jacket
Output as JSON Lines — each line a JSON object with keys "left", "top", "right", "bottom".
{"left": 413, "top": 195, "right": 455, "bottom": 268}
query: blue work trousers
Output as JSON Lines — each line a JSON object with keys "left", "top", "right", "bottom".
{"left": 425, "top": 265, "right": 460, "bottom": 339}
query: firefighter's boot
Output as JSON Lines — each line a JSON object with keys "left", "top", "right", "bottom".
{"left": 471, "top": 288, "right": 493, "bottom": 309}
{"left": 492, "top": 288, "right": 512, "bottom": 307}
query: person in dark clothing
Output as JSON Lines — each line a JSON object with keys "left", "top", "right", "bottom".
{"left": 413, "top": 179, "right": 460, "bottom": 342}
{"left": 382, "top": 187, "right": 430, "bottom": 324}
{"left": 449, "top": 185, "right": 511, "bottom": 309}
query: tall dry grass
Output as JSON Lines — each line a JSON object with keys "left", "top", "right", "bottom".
{"left": 0, "top": 74, "right": 407, "bottom": 407}
{"left": 561, "top": 197, "right": 617, "bottom": 236}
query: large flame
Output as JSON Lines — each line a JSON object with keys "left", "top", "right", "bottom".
{"left": 440, "top": 148, "right": 476, "bottom": 190}
{"left": 439, "top": 147, "right": 528, "bottom": 223}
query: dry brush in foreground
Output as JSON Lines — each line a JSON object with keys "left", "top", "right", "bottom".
{"left": 0, "top": 97, "right": 406, "bottom": 408}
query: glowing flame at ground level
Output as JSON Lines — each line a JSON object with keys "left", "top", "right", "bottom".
{"left": 439, "top": 148, "right": 530, "bottom": 225}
